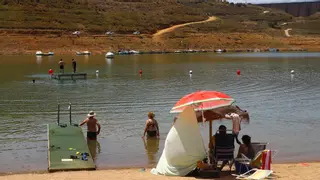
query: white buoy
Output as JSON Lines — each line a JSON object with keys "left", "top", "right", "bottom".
{"left": 189, "top": 70, "right": 193, "bottom": 75}
{"left": 96, "top": 70, "right": 99, "bottom": 73}
{"left": 291, "top": 70, "right": 295, "bottom": 74}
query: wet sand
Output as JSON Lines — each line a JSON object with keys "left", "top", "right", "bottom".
{"left": 1, "top": 162, "right": 319, "bottom": 180}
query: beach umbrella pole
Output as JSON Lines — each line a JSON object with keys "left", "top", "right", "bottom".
{"left": 57, "top": 103, "right": 60, "bottom": 125}
{"left": 69, "top": 103, "right": 72, "bottom": 125}
{"left": 209, "top": 119, "right": 212, "bottom": 153}
{"left": 209, "top": 119, "right": 212, "bottom": 142}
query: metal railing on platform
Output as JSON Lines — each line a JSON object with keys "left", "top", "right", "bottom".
{"left": 57, "top": 103, "right": 78, "bottom": 127}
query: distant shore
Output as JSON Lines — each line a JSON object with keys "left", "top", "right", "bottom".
{"left": 0, "top": 162, "right": 318, "bottom": 180}
{"left": 0, "top": 32, "right": 319, "bottom": 56}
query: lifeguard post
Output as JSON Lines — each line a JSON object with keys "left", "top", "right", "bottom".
{"left": 47, "top": 103, "right": 96, "bottom": 172}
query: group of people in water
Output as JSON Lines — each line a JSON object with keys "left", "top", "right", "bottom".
{"left": 78, "top": 110, "right": 160, "bottom": 163}
{"left": 58, "top": 58, "right": 77, "bottom": 73}
{"left": 79, "top": 110, "right": 253, "bottom": 173}
{"left": 79, "top": 111, "right": 160, "bottom": 141}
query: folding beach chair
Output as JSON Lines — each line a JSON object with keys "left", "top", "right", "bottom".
{"left": 233, "top": 168, "right": 273, "bottom": 180}
{"left": 236, "top": 150, "right": 278, "bottom": 174}
{"left": 243, "top": 150, "right": 278, "bottom": 166}
{"left": 213, "top": 133, "right": 235, "bottom": 171}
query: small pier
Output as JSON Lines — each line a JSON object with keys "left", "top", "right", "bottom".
{"left": 47, "top": 103, "right": 96, "bottom": 172}
{"left": 52, "top": 73, "right": 87, "bottom": 80}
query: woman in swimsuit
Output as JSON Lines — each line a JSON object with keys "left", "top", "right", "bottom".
{"left": 142, "top": 112, "right": 159, "bottom": 139}
{"left": 234, "top": 135, "right": 255, "bottom": 174}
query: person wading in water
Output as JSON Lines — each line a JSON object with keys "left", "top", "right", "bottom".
{"left": 142, "top": 112, "right": 159, "bottom": 139}
{"left": 80, "top": 111, "right": 101, "bottom": 140}
{"left": 59, "top": 59, "right": 65, "bottom": 73}
{"left": 72, "top": 59, "right": 77, "bottom": 73}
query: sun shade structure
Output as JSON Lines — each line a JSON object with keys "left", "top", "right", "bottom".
{"left": 170, "top": 91, "right": 235, "bottom": 113}
{"left": 170, "top": 90, "right": 249, "bottom": 160}
{"left": 195, "top": 105, "right": 250, "bottom": 123}
{"left": 151, "top": 106, "right": 206, "bottom": 176}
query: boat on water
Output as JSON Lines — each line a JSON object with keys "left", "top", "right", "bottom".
{"left": 76, "top": 51, "right": 91, "bottom": 55}
{"left": 105, "top": 52, "right": 115, "bottom": 58}
{"left": 36, "top": 51, "right": 54, "bottom": 56}
{"left": 129, "top": 50, "right": 139, "bottom": 54}
{"left": 268, "top": 48, "right": 279, "bottom": 52}
{"left": 254, "top": 48, "right": 261, "bottom": 52}
{"left": 118, "top": 50, "right": 140, "bottom": 55}
{"left": 215, "top": 49, "right": 223, "bottom": 53}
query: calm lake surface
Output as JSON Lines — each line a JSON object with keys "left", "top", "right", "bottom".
{"left": 0, "top": 52, "right": 320, "bottom": 173}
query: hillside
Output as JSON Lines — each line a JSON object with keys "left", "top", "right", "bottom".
{"left": 0, "top": 0, "right": 319, "bottom": 54}
{"left": 0, "top": 0, "right": 206, "bottom": 34}
{"left": 0, "top": 0, "right": 295, "bottom": 34}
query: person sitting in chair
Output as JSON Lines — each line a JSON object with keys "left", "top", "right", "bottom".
{"left": 237, "top": 135, "right": 255, "bottom": 159}
{"left": 235, "top": 135, "right": 255, "bottom": 174}
{"left": 209, "top": 125, "right": 234, "bottom": 171}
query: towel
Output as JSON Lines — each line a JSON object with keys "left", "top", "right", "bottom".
{"left": 225, "top": 113, "right": 241, "bottom": 134}
{"left": 262, "top": 150, "right": 272, "bottom": 170}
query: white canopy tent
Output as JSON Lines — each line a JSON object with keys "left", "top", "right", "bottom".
{"left": 151, "top": 106, "right": 207, "bottom": 176}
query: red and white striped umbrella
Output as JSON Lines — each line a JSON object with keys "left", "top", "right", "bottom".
{"left": 170, "top": 90, "right": 235, "bottom": 113}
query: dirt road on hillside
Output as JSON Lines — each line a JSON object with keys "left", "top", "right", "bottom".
{"left": 152, "top": 16, "right": 217, "bottom": 41}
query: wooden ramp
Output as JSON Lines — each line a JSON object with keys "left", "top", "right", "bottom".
{"left": 52, "top": 73, "right": 87, "bottom": 80}
{"left": 47, "top": 124, "right": 96, "bottom": 172}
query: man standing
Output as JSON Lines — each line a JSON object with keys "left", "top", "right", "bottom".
{"left": 80, "top": 111, "right": 101, "bottom": 140}
{"left": 72, "top": 59, "right": 77, "bottom": 73}
{"left": 59, "top": 59, "right": 64, "bottom": 73}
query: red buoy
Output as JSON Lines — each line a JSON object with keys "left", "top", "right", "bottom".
{"left": 139, "top": 69, "right": 142, "bottom": 75}
{"left": 236, "top": 70, "right": 241, "bottom": 75}
{"left": 48, "top": 69, "right": 54, "bottom": 75}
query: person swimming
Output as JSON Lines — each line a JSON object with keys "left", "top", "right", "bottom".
{"left": 142, "top": 112, "right": 159, "bottom": 139}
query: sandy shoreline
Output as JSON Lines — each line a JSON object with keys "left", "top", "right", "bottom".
{"left": 1, "top": 162, "right": 319, "bottom": 180}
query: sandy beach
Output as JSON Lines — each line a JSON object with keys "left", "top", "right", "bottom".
{"left": 1, "top": 163, "right": 319, "bottom": 180}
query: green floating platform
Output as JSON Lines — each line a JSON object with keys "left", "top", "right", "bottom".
{"left": 47, "top": 124, "right": 96, "bottom": 172}
{"left": 51, "top": 73, "right": 87, "bottom": 80}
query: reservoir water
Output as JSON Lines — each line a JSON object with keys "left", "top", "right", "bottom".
{"left": 0, "top": 52, "right": 320, "bottom": 173}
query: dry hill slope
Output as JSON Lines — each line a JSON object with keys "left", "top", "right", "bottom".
{"left": 0, "top": 0, "right": 319, "bottom": 54}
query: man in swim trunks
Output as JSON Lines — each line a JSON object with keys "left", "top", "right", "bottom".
{"left": 80, "top": 111, "right": 101, "bottom": 140}
{"left": 59, "top": 59, "right": 64, "bottom": 73}
{"left": 72, "top": 59, "right": 77, "bottom": 73}
{"left": 142, "top": 112, "right": 159, "bottom": 139}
